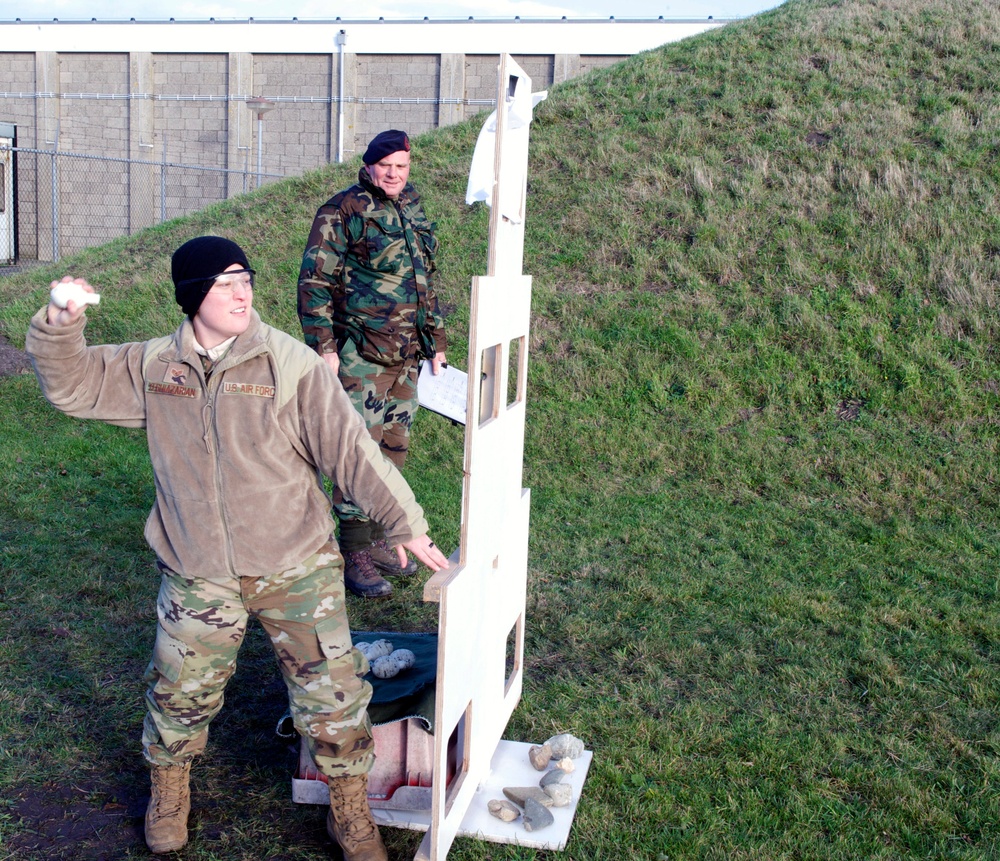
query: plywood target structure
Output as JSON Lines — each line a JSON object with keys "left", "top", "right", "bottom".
{"left": 414, "top": 53, "right": 537, "bottom": 861}
{"left": 293, "top": 54, "right": 590, "bottom": 859}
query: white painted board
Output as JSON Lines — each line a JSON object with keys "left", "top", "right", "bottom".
{"left": 292, "top": 740, "right": 593, "bottom": 850}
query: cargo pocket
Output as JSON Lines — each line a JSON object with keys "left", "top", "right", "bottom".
{"left": 413, "top": 221, "right": 438, "bottom": 261}
{"left": 315, "top": 615, "right": 369, "bottom": 675}
{"left": 365, "top": 220, "right": 406, "bottom": 273}
{"left": 151, "top": 626, "right": 187, "bottom": 685}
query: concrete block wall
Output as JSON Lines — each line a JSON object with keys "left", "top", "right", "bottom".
{"left": 59, "top": 53, "right": 131, "bottom": 246}
{"left": 354, "top": 53, "right": 441, "bottom": 158}
{"left": 0, "top": 47, "right": 628, "bottom": 259}
{"left": 153, "top": 54, "right": 229, "bottom": 168}
{"left": 580, "top": 55, "right": 627, "bottom": 75}
{"left": 0, "top": 54, "right": 36, "bottom": 139}
{"left": 252, "top": 53, "right": 334, "bottom": 172}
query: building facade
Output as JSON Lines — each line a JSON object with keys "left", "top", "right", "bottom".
{"left": 0, "top": 18, "right": 726, "bottom": 260}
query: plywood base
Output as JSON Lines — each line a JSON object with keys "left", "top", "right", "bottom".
{"left": 292, "top": 739, "right": 591, "bottom": 851}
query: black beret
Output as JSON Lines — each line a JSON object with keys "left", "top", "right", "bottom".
{"left": 171, "top": 236, "right": 250, "bottom": 317}
{"left": 362, "top": 129, "right": 410, "bottom": 165}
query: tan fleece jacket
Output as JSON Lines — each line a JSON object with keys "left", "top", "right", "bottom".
{"left": 25, "top": 307, "right": 429, "bottom": 581}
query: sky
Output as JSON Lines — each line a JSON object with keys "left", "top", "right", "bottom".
{"left": 0, "top": 0, "right": 783, "bottom": 22}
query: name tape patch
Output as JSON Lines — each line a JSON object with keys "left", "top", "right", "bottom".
{"left": 147, "top": 381, "right": 198, "bottom": 398}
{"left": 223, "top": 381, "right": 276, "bottom": 398}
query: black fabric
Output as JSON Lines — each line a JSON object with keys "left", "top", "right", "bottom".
{"left": 362, "top": 129, "right": 410, "bottom": 165}
{"left": 367, "top": 684, "right": 435, "bottom": 733}
{"left": 274, "top": 631, "right": 438, "bottom": 739}
{"left": 171, "top": 236, "right": 250, "bottom": 317}
{"left": 353, "top": 630, "right": 438, "bottom": 731}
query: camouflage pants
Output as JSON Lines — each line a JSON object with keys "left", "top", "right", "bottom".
{"left": 142, "top": 540, "right": 375, "bottom": 778}
{"left": 333, "top": 336, "right": 419, "bottom": 550}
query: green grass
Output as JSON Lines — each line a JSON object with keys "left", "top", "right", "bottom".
{"left": 1, "top": 0, "right": 999, "bottom": 858}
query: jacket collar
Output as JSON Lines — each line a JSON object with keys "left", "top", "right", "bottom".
{"left": 168, "top": 309, "right": 266, "bottom": 367}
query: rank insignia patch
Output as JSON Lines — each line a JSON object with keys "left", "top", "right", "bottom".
{"left": 164, "top": 365, "right": 188, "bottom": 386}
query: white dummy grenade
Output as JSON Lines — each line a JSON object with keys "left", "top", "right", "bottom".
{"left": 50, "top": 281, "right": 101, "bottom": 309}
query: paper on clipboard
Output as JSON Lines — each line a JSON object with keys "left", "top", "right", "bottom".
{"left": 418, "top": 361, "right": 468, "bottom": 425}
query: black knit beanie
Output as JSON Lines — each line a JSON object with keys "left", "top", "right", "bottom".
{"left": 362, "top": 129, "right": 410, "bottom": 165}
{"left": 171, "top": 236, "right": 250, "bottom": 317}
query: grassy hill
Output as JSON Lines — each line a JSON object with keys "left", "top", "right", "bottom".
{"left": 1, "top": 0, "right": 997, "bottom": 858}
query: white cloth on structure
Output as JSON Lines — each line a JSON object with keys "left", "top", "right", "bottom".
{"left": 465, "top": 82, "right": 548, "bottom": 218}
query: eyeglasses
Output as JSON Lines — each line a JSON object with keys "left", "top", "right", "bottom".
{"left": 207, "top": 268, "right": 255, "bottom": 293}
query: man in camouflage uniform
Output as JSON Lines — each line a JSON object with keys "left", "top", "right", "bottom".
{"left": 26, "top": 236, "right": 449, "bottom": 861}
{"left": 298, "top": 129, "right": 447, "bottom": 598}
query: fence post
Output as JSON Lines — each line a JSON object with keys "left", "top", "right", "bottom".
{"left": 129, "top": 51, "right": 156, "bottom": 234}
{"left": 51, "top": 128, "right": 59, "bottom": 262}
{"left": 160, "top": 136, "right": 167, "bottom": 223}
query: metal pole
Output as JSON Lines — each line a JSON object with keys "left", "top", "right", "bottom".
{"left": 51, "top": 123, "right": 59, "bottom": 261}
{"left": 160, "top": 136, "right": 167, "bottom": 222}
{"left": 256, "top": 115, "right": 263, "bottom": 187}
{"left": 337, "top": 30, "right": 347, "bottom": 163}
{"left": 245, "top": 97, "right": 275, "bottom": 188}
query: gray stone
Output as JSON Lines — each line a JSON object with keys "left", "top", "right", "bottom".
{"left": 487, "top": 799, "right": 520, "bottom": 822}
{"left": 522, "top": 796, "right": 555, "bottom": 832}
{"left": 544, "top": 732, "right": 585, "bottom": 759}
{"left": 539, "top": 767, "right": 567, "bottom": 788}
{"left": 528, "top": 742, "right": 552, "bottom": 771}
{"left": 543, "top": 781, "right": 573, "bottom": 807}
{"left": 502, "top": 786, "right": 554, "bottom": 808}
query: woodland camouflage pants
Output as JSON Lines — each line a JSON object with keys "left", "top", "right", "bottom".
{"left": 142, "top": 540, "right": 375, "bottom": 778}
{"left": 333, "top": 336, "right": 419, "bottom": 551}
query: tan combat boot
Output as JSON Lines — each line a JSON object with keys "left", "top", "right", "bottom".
{"left": 145, "top": 761, "right": 192, "bottom": 854}
{"left": 326, "top": 773, "right": 387, "bottom": 861}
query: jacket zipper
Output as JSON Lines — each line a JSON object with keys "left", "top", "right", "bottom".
{"left": 204, "top": 370, "right": 238, "bottom": 577}
{"left": 202, "top": 345, "right": 269, "bottom": 577}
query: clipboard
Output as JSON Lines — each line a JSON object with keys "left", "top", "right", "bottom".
{"left": 417, "top": 361, "right": 468, "bottom": 425}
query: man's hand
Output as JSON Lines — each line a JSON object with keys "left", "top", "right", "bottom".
{"left": 398, "top": 534, "right": 450, "bottom": 571}
{"left": 47, "top": 276, "right": 95, "bottom": 327}
{"left": 321, "top": 351, "right": 341, "bottom": 377}
{"left": 431, "top": 351, "right": 447, "bottom": 375}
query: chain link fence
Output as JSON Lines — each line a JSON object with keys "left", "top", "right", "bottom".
{"left": 2, "top": 143, "right": 282, "bottom": 264}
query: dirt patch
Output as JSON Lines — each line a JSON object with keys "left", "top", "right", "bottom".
{"left": 7, "top": 777, "right": 148, "bottom": 860}
{"left": 0, "top": 332, "right": 31, "bottom": 377}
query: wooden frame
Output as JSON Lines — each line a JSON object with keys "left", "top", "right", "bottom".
{"left": 294, "top": 55, "right": 590, "bottom": 858}
{"left": 416, "top": 53, "right": 535, "bottom": 861}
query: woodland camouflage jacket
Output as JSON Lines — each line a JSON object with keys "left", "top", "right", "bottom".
{"left": 297, "top": 168, "right": 447, "bottom": 367}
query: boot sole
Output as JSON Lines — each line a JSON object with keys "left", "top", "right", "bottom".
{"left": 345, "top": 581, "right": 393, "bottom": 598}
{"left": 326, "top": 809, "right": 388, "bottom": 861}
{"left": 147, "top": 837, "right": 189, "bottom": 854}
